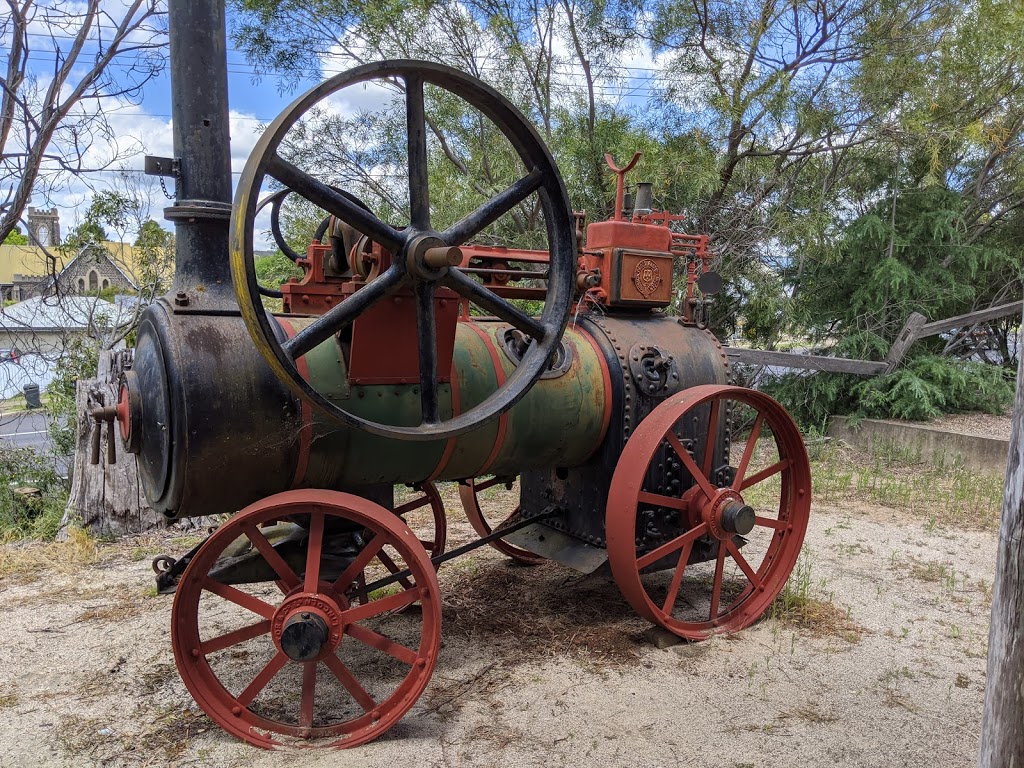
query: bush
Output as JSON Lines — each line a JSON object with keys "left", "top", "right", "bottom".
{"left": 764, "top": 354, "right": 1014, "bottom": 429}
{"left": 0, "top": 445, "right": 68, "bottom": 540}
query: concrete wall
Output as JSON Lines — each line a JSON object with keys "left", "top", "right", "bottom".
{"left": 829, "top": 416, "right": 1009, "bottom": 474}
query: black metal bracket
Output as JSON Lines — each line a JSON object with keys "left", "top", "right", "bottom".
{"left": 144, "top": 155, "right": 179, "bottom": 177}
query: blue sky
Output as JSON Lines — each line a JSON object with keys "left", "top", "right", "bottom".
{"left": 13, "top": 3, "right": 663, "bottom": 249}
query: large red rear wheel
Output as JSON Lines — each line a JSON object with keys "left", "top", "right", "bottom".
{"left": 171, "top": 489, "right": 441, "bottom": 748}
{"left": 606, "top": 385, "right": 810, "bottom": 640}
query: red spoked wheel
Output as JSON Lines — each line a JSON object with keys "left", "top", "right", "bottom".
{"left": 395, "top": 482, "right": 447, "bottom": 565}
{"left": 606, "top": 385, "right": 810, "bottom": 640}
{"left": 171, "top": 489, "right": 441, "bottom": 749}
{"left": 458, "top": 476, "right": 544, "bottom": 565}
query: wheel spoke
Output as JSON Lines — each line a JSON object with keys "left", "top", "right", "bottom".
{"left": 323, "top": 654, "right": 376, "bottom": 712}
{"left": 731, "top": 413, "right": 764, "bottom": 491}
{"left": 636, "top": 522, "right": 709, "bottom": 570}
{"left": 725, "top": 539, "right": 761, "bottom": 590}
{"left": 334, "top": 534, "right": 385, "bottom": 592}
{"left": 405, "top": 74, "right": 430, "bottom": 230}
{"left": 708, "top": 544, "right": 726, "bottom": 621}
{"left": 266, "top": 154, "right": 403, "bottom": 252}
{"left": 202, "top": 578, "right": 276, "bottom": 619}
{"left": 343, "top": 587, "right": 419, "bottom": 623}
{"left": 241, "top": 523, "right": 301, "bottom": 592}
{"left": 441, "top": 169, "right": 544, "bottom": 246}
{"left": 444, "top": 268, "right": 546, "bottom": 340}
{"left": 304, "top": 511, "right": 324, "bottom": 593}
{"left": 201, "top": 619, "right": 272, "bottom": 655}
{"left": 283, "top": 267, "right": 403, "bottom": 360}
{"left": 666, "top": 432, "right": 716, "bottom": 499}
{"left": 661, "top": 539, "right": 695, "bottom": 614}
{"left": 740, "top": 458, "right": 790, "bottom": 491}
{"left": 415, "top": 280, "right": 439, "bottom": 424}
{"left": 346, "top": 622, "right": 418, "bottom": 665}
{"left": 755, "top": 516, "right": 785, "bottom": 530}
{"left": 700, "top": 399, "right": 720, "bottom": 477}
{"left": 300, "top": 661, "right": 317, "bottom": 729}
{"left": 377, "top": 550, "right": 415, "bottom": 591}
{"left": 637, "top": 490, "right": 687, "bottom": 510}
{"left": 237, "top": 651, "right": 288, "bottom": 707}
{"left": 395, "top": 493, "right": 431, "bottom": 515}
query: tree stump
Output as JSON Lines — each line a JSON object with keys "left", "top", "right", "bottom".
{"left": 59, "top": 350, "right": 166, "bottom": 538}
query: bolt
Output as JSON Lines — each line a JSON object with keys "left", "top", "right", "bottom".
{"left": 232, "top": 706, "right": 242, "bottom": 717}
{"left": 174, "top": 291, "right": 188, "bottom": 306}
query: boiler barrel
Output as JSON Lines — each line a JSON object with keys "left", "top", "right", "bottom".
{"left": 126, "top": 300, "right": 728, "bottom": 520}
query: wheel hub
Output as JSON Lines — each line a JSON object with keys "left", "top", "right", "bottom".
{"left": 271, "top": 591, "right": 346, "bottom": 661}
{"left": 697, "top": 488, "right": 754, "bottom": 540}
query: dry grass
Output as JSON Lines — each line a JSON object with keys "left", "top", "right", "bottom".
{"left": 0, "top": 528, "right": 98, "bottom": 582}
{"left": 0, "top": 691, "right": 17, "bottom": 709}
{"left": 772, "top": 596, "right": 864, "bottom": 642}
{"left": 440, "top": 558, "right": 646, "bottom": 667}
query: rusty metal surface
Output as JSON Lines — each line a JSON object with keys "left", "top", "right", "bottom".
{"left": 519, "top": 313, "right": 731, "bottom": 558}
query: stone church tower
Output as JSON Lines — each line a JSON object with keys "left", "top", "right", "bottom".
{"left": 27, "top": 207, "right": 60, "bottom": 246}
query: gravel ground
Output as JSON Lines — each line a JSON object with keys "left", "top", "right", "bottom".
{"left": 0, "top": 487, "right": 998, "bottom": 768}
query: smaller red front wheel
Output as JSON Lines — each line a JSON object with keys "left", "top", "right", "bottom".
{"left": 606, "top": 385, "right": 811, "bottom": 640}
{"left": 171, "top": 489, "right": 441, "bottom": 748}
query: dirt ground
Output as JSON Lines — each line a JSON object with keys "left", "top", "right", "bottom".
{"left": 0, "top": 479, "right": 998, "bottom": 768}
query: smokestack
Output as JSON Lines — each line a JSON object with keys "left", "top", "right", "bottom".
{"left": 165, "top": 0, "right": 234, "bottom": 300}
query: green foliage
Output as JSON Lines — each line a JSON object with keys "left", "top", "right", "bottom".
{"left": 255, "top": 253, "right": 303, "bottom": 290}
{"left": 0, "top": 445, "right": 68, "bottom": 540}
{"left": 2, "top": 228, "right": 28, "bottom": 245}
{"left": 45, "top": 337, "right": 100, "bottom": 458}
{"left": 765, "top": 354, "right": 1013, "bottom": 427}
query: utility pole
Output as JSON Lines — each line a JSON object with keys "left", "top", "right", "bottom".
{"left": 978, "top": 323, "right": 1024, "bottom": 766}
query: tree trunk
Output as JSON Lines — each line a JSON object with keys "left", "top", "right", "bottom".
{"left": 59, "top": 350, "right": 166, "bottom": 538}
{"left": 978, "top": 319, "right": 1024, "bottom": 766}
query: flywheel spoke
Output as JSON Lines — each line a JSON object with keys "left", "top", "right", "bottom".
{"left": 405, "top": 74, "right": 430, "bottom": 230}
{"left": 414, "top": 280, "right": 440, "bottom": 425}
{"left": 441, "top": 169, "right": 543, "bottom": 246}
{"left": 283, "top": 266, "right": 403, "bottom": 360}
{"left": 444, "top": 268, "right": 546, "bottom": 340}
{"left": 265, "top": 153, "right": 404, "bottom": 253}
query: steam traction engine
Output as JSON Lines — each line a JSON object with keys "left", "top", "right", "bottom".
{"left": 107, "top": 3, "right": 810, "bottom": 749}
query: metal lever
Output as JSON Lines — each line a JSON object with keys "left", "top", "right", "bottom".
{"left": 88, "top": 405, "right": 119, "bottom": 466}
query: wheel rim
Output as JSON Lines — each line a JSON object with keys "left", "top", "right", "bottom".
{"left": 606, "top": 385, "right": 811, "bottom": 640}
{"left": 458, "top": 476, "right": 544, "bottom": 565}
{"left": 394, "top": 482, "right": 447, "bottom": 566}
{"left": 171, "top": 489, "right": 441, "bottom": 748}
{"left": 230, "top": 60, "right": 576, "bottom": 441}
